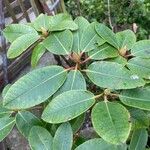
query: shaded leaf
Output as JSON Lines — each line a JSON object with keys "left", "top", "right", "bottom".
{"left": 3, "top": 66, "right": 67, "bottom": 110}
{"left": 31, "top": 42, "right": 46, "bottom": 68}
{"left": 119, "top": 87, "right": 150, "bottom": 110}
{"left": 42, "top": 90, "right": 95, "bottom": 123}
{"left": 129, "top": 129, "right": 148, "bottom": 150}
{"left": 3, "top": 24, "right": 37, "bottom": 42}
{"left": 80, "top": 23, "right": 104, "bottom": 52}
{"left": 95, "top": 23, "right": 119, "bottom": 49}
{"left": 43, "top": 30, "right": 73, "bottom": 55}
{"left": 131, "top": 40, "right": 150, "bottom": 58}
{"left": 0, "top": 102, "right": 12, "bottom": 118}
{"left": 0, "top": 116, "right": 15, "bottom": 141}
{"left": 127, "top": 57, "right": 150, "bottom": 79}
{"left": 129, "top": 108, "right": 149, "bottom": 129}
{"left": 86, "top": 61, "right": 145, "bottom": 90}
{"left": 29, "top": 126, "right": 53, "bottom": 150}
{"left": 54, "top": 70, "right": 86, "bottom": 97}
{"left": 72, "top": 16, "right": 90, "bottom": 54}
{"left": 7, "top": 34, "right": 40, "bottom": 58}
{"left": 75, "top": 138, "right": 127, "bottom": 150}
{"left": 92, "top": 102, "right": 131, "bottom": 144}
{"left": 109, "top": 55, "right": 127, "bottom": 66}
{"left": 16, "top": 111, "right": 42, "bottom": 138}
{"left": 70, "top": 113, "right": 85, "bottom": 133}
{"left": 116, "top": 30, "right": 136, "bottom": 50}
{"left": 53, "top": 122, "right": 73, "bottom": 150}
{"left": 88, "top": 43, "right": 118, "bottom": 60}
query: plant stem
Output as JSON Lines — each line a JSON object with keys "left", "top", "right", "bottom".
{"left": 107, "top": 0, "right": 114, "bottom": 31}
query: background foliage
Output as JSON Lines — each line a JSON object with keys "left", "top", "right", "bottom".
{"left": 66, "top": 0, "right": 150, "bottom": 39}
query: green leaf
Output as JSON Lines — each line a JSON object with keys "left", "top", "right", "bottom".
{"left": 119, "top": 87, "right": 150, "bottom": 110}
{"left": 32, "top": 14, "right": 50, "bottom": 31}
{"left": 42, "top": 90, "right": 95, "bottom": 123}
{"left": 92, "top": 102, "right": 131, "bottom": 144}
{"left": 0, "top": 102, "right": 12, "bottom": 118}
{"left": 129, "top": 108, "right": 149, "bottom": 129}
{"left": 2, "top": 84, "right": 11, "bottom": 98}
{"left": 70, "top": 113, "right": 85, "bottom": 133}
{"left": 127, "top": 57, "right": 150, "bottom": 79}
{"left": 109, "top": 55, "right": 127, "bottom": 66}
{"left": 88, "top": 43, "right": 118, "bottom": 60}
{"left": 7, "top": 33, "right": 40, "bottom": 58}
{"left": 86, "top": 61, "right": 145, "bottom": 90}
{"left": 29, "top": 126, "right": 53, "bottom": 150}
{"left": 116, "top": 30, "right": 136, "bottom": 50}
{"left": 75, "top": 138, "right": 127, "bottom": 150}
{"left": 31, "top": 42, "right": 46, "bottom": 68}
{"left": 49, "top": 13, "right": 78, "bottom": 31}
{"left": 131, "top": 40, "right": 150, "bottom": 58}
{"left": 43, "top": 30, "right": 73, "bottom": 55}
{"left": 72, "top": 16, "right": 90, "bottom": 54}
{"left": 3, "top": 24, "right": 37, "bottom": 42}
{"left": 80, "top": 23, "right": 104, "bottom": 52}
{"left": 16, "top": 111, "right": 42, "bottom": 138}
{"left": 129, "top": 129, "right": 148, "bottom": 150}
{"left": 53, "top": 122, "right": 73, "bottom": 150}
{"left": 0, "top": 116, "right": 15, "bottom": 141}
{"left": 95, "top": 23, "right": 119, "bottom": 49}
{"left": 54, "top": 70, "right": 86, "bottom": 97}
{"left": 3, "top": 66, "right": 67, "bottom": 110}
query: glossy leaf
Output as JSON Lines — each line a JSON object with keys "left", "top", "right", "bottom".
{"left": 88, "top": 43, "right": 118, "bottom": 60}
{"left": 80, "top": 23, "right": 104, "bottom": 52}
{"left": 95, "top": 23, "right": 119, "bottom": 49}
{"left": 129, "top": 129, "right": 148, "bottom": 150}
{"left": 16, "top": 111, "right": 42, "bottom": 138}
{"left": 43, "top": 30, "right": 73, "bottom": 55}
{"left": 92, "top": 102, "right": 131, "bottom": 144}
{"left": 127, "top": 57, "right": 150, "bottom": 79}
{"left": 32, "top": 14, "right": 50, "bottom": 31}
{"left": 54, "top": 70, "right": 86, "bottom": 97}
{"left": 0, "top": 116, "right": 15, "bottom": 141}
{"left": 119, "top": 87, "right": 150, "bottom": 110}
{"left": 53, "top": 122, "right": 73, "bottom": 150}
{"left": 75, "top": 138, "right": 127, "bottom": 150}
{"left": 42, "top": 90, "right": 95, "bottom": 123}
{"left": 129, "top": 108, "right": 149, "bottom": 129}
{"left": 131, "top": 40, "right": 150, "bottom": 58}
{"left": 29, "top": 126, "right": 53, "bottom": 150}
{"left": 3, "top": 66, "right": 67, "bottom": 110}
{"left": 116, "top": 30, "right": 136, "bottom": 50}
{"left": 72, "top": 16, "right": 90, "bottom": 54}
{"left": 31, "top": 42, "right": 46, "bottom": 68}
{"left": 86, "top": 61, "right": 145, "bottom": 90}
{"left": 3, "top": 24, "right": 37, "bottom": 42}
{"left": 49, "top": 13, "right": 78, "bottom": 31}
{"left": 7, "top": 33, "right": 40, "bottom": 58}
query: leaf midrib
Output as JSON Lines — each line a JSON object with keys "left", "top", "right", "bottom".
{"left": 4, "top": 70, "right": 66, "bottom": 105}
{"left": 86, "top": 69, "right": 133, "bottom": 80}
{"left": 104, "top": 102, "right": 120, "bottom": 143}
{"left": 47, "top": 96, "right": 94, "bottom": 113}
{"left": 119, "top": 95, "right": 150, "bottom": 102}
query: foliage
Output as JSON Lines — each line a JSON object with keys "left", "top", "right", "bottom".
{"left": 1, "top": 13, "right": 150, "bottom": 149}
{"left": 66, "top": 0, "right": 150, "bottom": 39}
